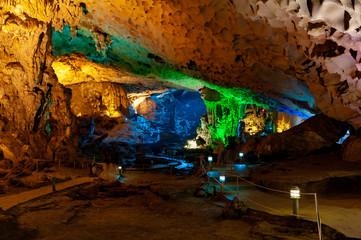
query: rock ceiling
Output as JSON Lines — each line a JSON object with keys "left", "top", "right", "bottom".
{"left": 2, "top": 0, "right": 361, "bottom": 127}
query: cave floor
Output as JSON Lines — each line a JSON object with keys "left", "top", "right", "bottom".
{"left": 0, "top": 170, "right": 357, "bottom": 240}
{"left": 248, "top": 152, "right": 361, "bottom": 189}
{"left": 219, "top": 151, "right": 361, "bottom": 239}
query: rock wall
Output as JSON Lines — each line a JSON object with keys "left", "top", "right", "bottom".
{"left": 274, "top": 112, "right": 305, "bottom": 133}
{"left": 129, "top": 89, "right": 207, "bottom": 143}
{"left": 0, "top": 1, "right": 83, "bottom": 161}
{"left": 68, "top": 82, "right": 129, "bottom": 118}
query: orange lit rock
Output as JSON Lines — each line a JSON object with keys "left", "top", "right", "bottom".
{"left": 68, "top": 82, "right": 129, "bottom": 118}
{"left": 0, "top": 1, "right": 83, "bottom": 161}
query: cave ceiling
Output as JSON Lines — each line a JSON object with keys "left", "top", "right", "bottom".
{"left": 2, "top": 0, "right": 361, "bottom": 127}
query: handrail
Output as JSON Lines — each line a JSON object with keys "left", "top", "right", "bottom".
{"left": 202, "top": 160, "right": 322, "bottom": 240}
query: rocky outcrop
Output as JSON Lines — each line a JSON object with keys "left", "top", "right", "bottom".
{"left": 241, "top": 114, "right": 349, "bottom": 161}
{"left": 342, "top": 136, "right": 361, "bottom": 162}
{"left": 67, "top": 82, "right": 129, "bottom": 118}
{"left": 0, "top": 1, "right": 83, "bottom": 162}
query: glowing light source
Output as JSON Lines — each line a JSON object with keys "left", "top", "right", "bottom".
{"left": 290, "top": 186, "right": 300, "bottom": 199}
{"left": 118, "top": 166, "right": 122, "bottom": 170}
{"left": 239, "top": 152, "right": 244, "bottom": 157}
{"left": 219, "top": 175, "right": 226, "bottom": 182}
{"left": 208, "top": 156, "right": 213, "bottom": 162}
{"left": 184, "top": 140, "right": 197, "bottom": 149}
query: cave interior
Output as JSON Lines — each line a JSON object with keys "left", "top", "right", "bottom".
{"left": 1, "top": 0, "right": 361, "bottom": 239}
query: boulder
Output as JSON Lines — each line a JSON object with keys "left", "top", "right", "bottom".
{"left": 241, "top": 114, "right": 349, "bottom": 161}
{"left": 194, "top": 182, "right": 214, "bottom": 198}
{"left": 222, "top": 197, "right": 249, "bottom": 219}
{"left": 0, "top": 159, "right": 12, "bottom": 169}
{"left": 342, "top": 136, "right": 361, "bottom": 162}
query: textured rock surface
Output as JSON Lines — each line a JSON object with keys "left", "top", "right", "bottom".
{"left": 241, "top": 114, "right": 349, "bottom": 160}
{"left": 0, "top": 1, "right": 84, "bottom": 162}
{"left": 342, "top": 136, "right": 361, "bottom": 162}
{"left": 68, "top": 82, "right": 129, "bottom": 118}
{"left": 48, "top": 0, "right": 361, "bottom": 127}
{"left": 3, "top": 0, "right": 361, "bottom": 161}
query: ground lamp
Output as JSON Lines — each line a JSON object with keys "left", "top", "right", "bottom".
{"left": 219, "top": 175, "right": 226, "bottom": 193}
{"left": 290, "top": 186, "right": 300, "bottom": 217}
{"left": 118, "top": 166, "right": 123, "bottom": 175}
{"left": 208, "top": 156, "right": 213, "bottom": 171}
{"left": 239, "top": 152, "right": 243, "bottom": 163}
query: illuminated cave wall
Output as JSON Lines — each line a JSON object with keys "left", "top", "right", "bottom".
{"left": 197, "top": 87, "right": 309, "bottom": 147}
{"left": 128, "top": 89, "right": 207, "bottom": 143}
{"left": 51, "top": 21, "right": 315, "bottom": 148}
{"left": 52, "top": 25, "right": 315, "bottom": 119}
{"left": 202, "top": 97, "right": 247, "bottom": 146}
{"left": 67, "top": 82, "right": 129, "bottom": 118}
{"left": 274, "top": 112, "right": 305, "bottom": 133}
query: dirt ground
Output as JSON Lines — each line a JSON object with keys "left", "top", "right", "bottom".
{"left": 0, "top": 171, "right": 349, "bottom": 240}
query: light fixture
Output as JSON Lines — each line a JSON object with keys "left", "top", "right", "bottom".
{"left": 118, "top": 166, "right": 122, "bottom": 170}
{"left": 219, "top": 175, "right": 226, "bottom": 193}
{"left": 290, "top": 186, "right": 300, "bottom": 199}
{"left": 290, "top": 186, "right": 300, "bottom": 217}
{"left": 219, "top": 175, "right": 226, "bottom": 182}
{"left": 208, "top": 156, "right": 213, "bottom": 162}
{"left": 239, "top": 152, "right": 244, "bottom": 157}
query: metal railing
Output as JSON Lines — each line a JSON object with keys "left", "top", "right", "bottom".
{"left": 201, "top": 159, "right": 322, "bottom": 240}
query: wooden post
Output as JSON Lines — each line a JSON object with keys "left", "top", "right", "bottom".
{"left": 236, "top": 177, "right": 239, "bottom": 199}
{"left": 52, "top": 177, "right": 56, "bottom": 192}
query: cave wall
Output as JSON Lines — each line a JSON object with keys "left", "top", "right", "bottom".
{"left": 68, "top": 82, "right": 129, "bottom": 118}
{"left": 274, "top": 111, "right": 305, "bottom": 133}
{"left": 129, "top": 89, "right": 207, "bottom": 143}
{"left": 0, "top": 1, "right": 83, "bottom": 161}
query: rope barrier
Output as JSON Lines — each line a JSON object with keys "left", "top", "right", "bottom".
{"left": 12, "top": 162, "right": 37, "bottom": 177}
{"left": 212, "top": 176, "right": 315, "bottom": 220}
{"left": 201, "top": 159, "right": 322, "bottom": 240}
{"left": 213, "top": 166, "right": 315, "bottom": 196}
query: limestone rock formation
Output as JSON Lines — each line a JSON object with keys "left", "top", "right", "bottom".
{"left": 342, "top": 136, "right": 361, "bottom": 162}
{"left": 2, "top": 0, "right": 361, "bottom": 163}
{"left": 68, "top": 82, "right": 129, "bottom": 118}
{"left": 0, "top": 1, "right": 83, "bottom": 162}
{"left": 46, "top": 0, "right": 361, "bottom": 128}
{"left": 241, "top": 114, "right": 349, "bottom": 161}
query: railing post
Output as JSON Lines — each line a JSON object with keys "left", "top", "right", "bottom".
{"left": 52, "top": 177, "right": 56, "bottom": 192}
{"left": 314, "top": 193, "right": 322, "bottom": 240}
{"left": 236, "top": 177, "right": 239, "bottom": 199}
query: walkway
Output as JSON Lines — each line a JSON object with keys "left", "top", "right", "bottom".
{"left": 0, "top": 177, "right": 94, "bottom": 211}
{"left": 210, "top": 167, "right": 361, "bottom": 239}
